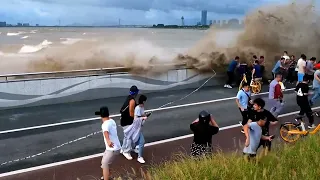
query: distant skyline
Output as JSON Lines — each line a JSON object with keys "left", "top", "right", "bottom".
{"left": 0, "top": 0, "right": 291, "bottom": 26}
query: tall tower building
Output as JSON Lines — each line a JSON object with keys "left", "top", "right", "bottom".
{"left": 201, "top": 10, "right": 207, "bottom": 25}
{"left": 181, "top": 16, "right": 185, "bottom": 26}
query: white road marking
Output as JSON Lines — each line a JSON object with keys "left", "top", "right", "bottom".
{"left": 1, "top": 106, "right": 318, "bottom": 178}
{"left": 0, "top": 87, "right": 296, "bottom": 134}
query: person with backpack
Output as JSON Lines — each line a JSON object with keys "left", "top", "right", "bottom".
{"left": 120, "top": 85, "right": 139, "bottom": 160}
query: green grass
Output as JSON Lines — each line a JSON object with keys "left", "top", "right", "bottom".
{"left": 147, "top": 135, "right": 320, "bottom": 180}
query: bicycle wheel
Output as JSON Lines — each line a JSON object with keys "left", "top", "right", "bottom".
{"left": 280, "top": 123, "right": 301, "bottom": 143}
{"left": 251, "top": 81, "right": 262, "bottom": 94}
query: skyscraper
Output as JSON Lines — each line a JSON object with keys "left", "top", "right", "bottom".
{"left": 201, "top": 10, "right": 207, "bottom": 25}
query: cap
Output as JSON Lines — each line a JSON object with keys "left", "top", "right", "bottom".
{"left": 95, "top": 106, "right": 109, "bottom": 117}
{"left": 129, "top": 85, "right": 139, "bottom": 95}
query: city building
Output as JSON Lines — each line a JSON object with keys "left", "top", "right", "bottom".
{"left": 17, "top": 23, "right": 22, "bottom": 26}
{"left": 0, "top": 21, "right": 6, "bottom": 27}
{"left": 209, "top": 20, "right": 212, "bottom": 25}
{"left": 22, "top": 23, "right": 30, "bottom": 26}
{"left": 201, "top": 10, "right": 207, "bottom": 25}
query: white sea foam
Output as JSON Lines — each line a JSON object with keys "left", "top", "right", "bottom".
{"left": 18, "top": 40, "right": 53, "bottom": 54}
{"left": 21, "top": 36, "right": 29, "bottom": 39}
{"left": 60, "top": 38, "right": 82, "bottom": 45}
{"left": 7, "top": 32, "right": 22, "bottom": 36}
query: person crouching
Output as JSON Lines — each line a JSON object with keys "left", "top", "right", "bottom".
{"left": 190, "top": 110, "right": 219, "bottom": 157}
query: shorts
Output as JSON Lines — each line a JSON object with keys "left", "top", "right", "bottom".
{"left": 101, "top": 150, "right": 120, "bottom": 168}
{"left": 297, "top": 73, "right": 304, "bottom": 82}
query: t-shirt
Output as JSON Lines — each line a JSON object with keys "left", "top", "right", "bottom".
{"left": 296, "top": 58, "right": 306, "bottom": 74}
{"left": 295, "top": 82, "right": 309, "bottom": 103}
{"left": 102, "top": 119, "right": 121, "bottom": 151}
{"left": 134, "top": 105, "right": 145, "bottom": 117}
{"left": 134, "top": 105, "right": 146, "bottom": 126}
{"left": 253, "top": 64, "right": 262, "bottom": 78}
{"left": 313, "top": 70, "right": 320, "bottom": 89}
{"left": 249, "top": 109, "right": 277, "bottom": 135}
{"left": 236, "top": 89, "right": 251, "bottom": 109}
{"left": 190, "top": 122, "right": 219, "bottom": 145}
{"left": 306, "top": 61, "right": 315, "bottom": 75}
{"left": 272, "top": 61, "right": 281, "bottom": 73}
{"left": 227, "top": 60, "right": 238, "bottom": 72}
{"left": 243, "top": 122, "right": 262, "bottom": 155}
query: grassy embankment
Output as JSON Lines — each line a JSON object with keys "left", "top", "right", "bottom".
{"left": 146, "top": 135, "right": 320, "bottom": 180}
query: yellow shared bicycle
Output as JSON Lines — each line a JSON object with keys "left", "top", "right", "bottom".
{"left": 238, "top": 74, "right": 262, "bottom": 94}
{"left": 280, "top": 112, "right": 320, "bottom": 143}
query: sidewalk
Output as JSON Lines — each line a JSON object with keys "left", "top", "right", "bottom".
{"left": 1, "top": 114, "right": 296, "bottom": 180}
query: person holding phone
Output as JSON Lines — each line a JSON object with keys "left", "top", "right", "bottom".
{"left": 236, "top": 83, "right": 253, "bottom": 133}
{"left": 190, "top": 110, "right": 219, "bottom": 157}
{"left": 243, "top": 115, "right": 274, "bottom": 161}
{"left": 123, "top": 95, "right": 148, "bottom": 164}
{"left": 248, "top": 98, "right": 278, "bottom": 152}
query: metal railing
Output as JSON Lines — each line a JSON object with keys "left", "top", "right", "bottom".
{"left": 0, "top": 63, "right": 187, "bottom": 82}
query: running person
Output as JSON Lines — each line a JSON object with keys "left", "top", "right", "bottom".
{"left": 310, "top": 64, "right": 320, "bottom": 106}
{"left": 269, "top": 73, "right": 284, "bottom": 118}
{"left": 248, "top": 98, "right": 278, "bottom": 152}
{"left": 236, "top": 83, "right": 252, "bottom": 133}
{"left": 224, "top": 56, "right": 240, "bottom": 88}
{"left": 296, "top": 54, "right": 307, "bottom": 83}
{"left": 296, "top": 75, "right": 316, "bottom": 129}
{"left": 252, "top": 60, "right": 262, "bottom": 81}
{"left": 243, "top": 115, "right": 274, "bottom": 161}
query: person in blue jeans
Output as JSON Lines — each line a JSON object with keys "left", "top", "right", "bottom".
{"left": 310, "top": 66, "right": 320, "bottom": 106}
{"left": 123, "top": 95, "right": 148, "bottom": 164}
{"left": 224, "top": 56, "right": 240, "bottom": 89}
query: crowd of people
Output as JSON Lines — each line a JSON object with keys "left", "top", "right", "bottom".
{"left": 96, "top": 51, "right": 320, "bottom": 179}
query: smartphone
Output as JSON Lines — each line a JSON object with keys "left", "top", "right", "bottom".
{"left": 146, "top": 112, "right": 152, "bottom": 117}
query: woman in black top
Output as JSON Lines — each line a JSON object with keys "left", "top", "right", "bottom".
{"left": 190, "top": 111, "right": 219, "bottom": 157}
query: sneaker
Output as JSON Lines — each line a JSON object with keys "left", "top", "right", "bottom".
{"left": 120, "top": 149, "right": 123, "bottom": 154}
{"left": 308, "top": 124, "right": 316, "bottom": 129}
{"left": 224, "top": 84, "right": 227, "bottom": 88}
{"left": 122, "top": 152, "right": 133, "bottom": 160}
{"left": 227, "top": 85, "right": 233, "bottom": 89}
{"left": 241, "top": 129, "right": 244, "bottom": 133}
{"left": 137, "top": 157, "right": 145, "bottom": 164}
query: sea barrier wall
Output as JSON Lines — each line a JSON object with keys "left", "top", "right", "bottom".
{"left": 0, "top": 68, "right": 224, "bottom": 109}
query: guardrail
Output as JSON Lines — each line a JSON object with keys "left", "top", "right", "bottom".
{"left": 0, "top": 63, "right": 187, "bottom": 82}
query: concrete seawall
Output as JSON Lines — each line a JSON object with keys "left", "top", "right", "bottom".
{"left": 0, "top": 68, "right": 224, "bottom": 109}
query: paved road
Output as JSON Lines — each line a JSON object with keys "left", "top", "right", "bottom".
{"left": 0, "top": 85, "right": 287, "bottom": 131}
{"left": 1, "top": 84, "right": 318, "bottom": 173}
{"left": 2, "top": 113, "right": 317, "bottom": 180}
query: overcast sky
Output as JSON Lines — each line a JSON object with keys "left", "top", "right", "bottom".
{"left": 0, "top": 0, "right": 289, "bottom": 26}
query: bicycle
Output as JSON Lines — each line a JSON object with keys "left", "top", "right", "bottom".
{"left": 279, "top": 112, "right": 320, "bottom": 143}
{"left": 238, "top": 74, "right": 262, "bottom": 94}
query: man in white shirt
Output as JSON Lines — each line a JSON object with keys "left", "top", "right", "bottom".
{"left": 96, "top": 106, "right": 121, "bottom": 180}
{"left": 296, "top": 54, "right": 307, "bottom": 83}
